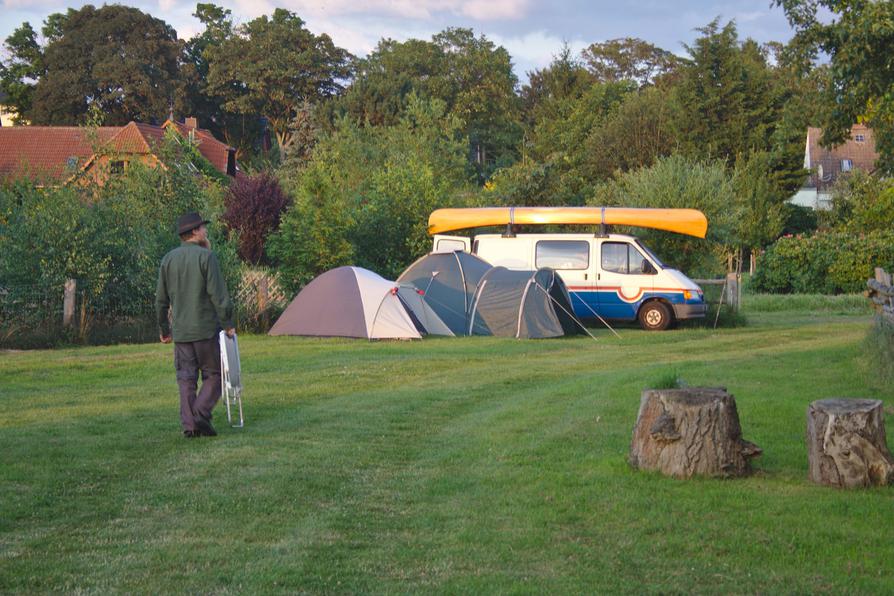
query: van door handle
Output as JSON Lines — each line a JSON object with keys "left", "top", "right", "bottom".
{"left": 584, "top": 273, "right": 587, "bottom": 280}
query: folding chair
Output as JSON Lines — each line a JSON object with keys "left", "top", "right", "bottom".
{"left": 219, "top": 331, "right": 244, "bottom": 428}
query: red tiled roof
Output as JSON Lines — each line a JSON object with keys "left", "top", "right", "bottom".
{"left": 0, "top": 120, "right": 235, "bottom": 183}
{"left": 0, "top": 127, "right": 118, "bottom": 183}
{"left": 164, "top": 120, "right": 235, "bottom": 175}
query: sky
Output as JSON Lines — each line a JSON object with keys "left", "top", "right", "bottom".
{"left": 0, "top": 0, "right": 796, "bottom": 81}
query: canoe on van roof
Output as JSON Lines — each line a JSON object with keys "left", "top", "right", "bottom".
{"left": 427, "top": 207, "right": 708, "bottom": 238}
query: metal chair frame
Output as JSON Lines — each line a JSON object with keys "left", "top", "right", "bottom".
{"left": 219, "top": 331, "right": 244, "bottom": 428}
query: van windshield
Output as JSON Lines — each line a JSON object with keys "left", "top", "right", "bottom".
{"left": 635, "top": 240, "right": 665, "bottom": 269}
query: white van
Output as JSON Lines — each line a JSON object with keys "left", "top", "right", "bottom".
{"left": 432, "top": 232, "right": 706, "bottom": 330}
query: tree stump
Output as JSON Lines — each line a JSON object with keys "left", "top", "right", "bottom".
{"left": 806, "top": 399, "right": 894, "bottom": 488}
{"left": 629, "top": 387, "right": 762, "bottom": 478}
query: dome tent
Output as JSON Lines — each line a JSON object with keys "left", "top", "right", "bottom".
{"left": 468, "top": 267, "right": 581, "bottom": 339}
{"left": 397, "top": 250, "right": 493, "bottom": 336}
{"left": 269, "top": 267, "right": 436, "bottom": 339}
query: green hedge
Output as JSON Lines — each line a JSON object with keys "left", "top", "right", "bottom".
{"left": 751, "top": 231, "right": 894, "bottom": 294}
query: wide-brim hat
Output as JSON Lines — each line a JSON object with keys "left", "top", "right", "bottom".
{"left": 177, "top": 212, "right": 210, "bottom": 235}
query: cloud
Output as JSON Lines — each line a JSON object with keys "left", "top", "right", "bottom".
{"left": 266, "top": 0, "right": 529, "bottom": 21}
{"left": 733, "top": 10, "right": 766, "bottom": 23}
{"left": 491, "top": 30, "right": 588, "bottom": 73}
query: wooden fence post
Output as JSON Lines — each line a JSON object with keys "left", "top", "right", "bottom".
{"left": 63, "top": 279, "right": 76, "bottom": 328}
{"left": 257, "top": 277, "right": 269, "bottom": 329}
{"left": 725, "top": 273, "right": 740, "bottom": 312}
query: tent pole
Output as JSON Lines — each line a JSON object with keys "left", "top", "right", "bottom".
{"left": 535, "top": 283, "right": 601, "bottom": 342}
{"left": 567, "top": 290, "right": 621, "bottom": 339}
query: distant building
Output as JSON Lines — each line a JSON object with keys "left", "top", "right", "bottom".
{"left": 790, "top": 124, "right": 878, "bottom": 209}
{"left": 0, "top": 117, "right": 236, "bottom": 186}
{"left": 0, "top": 91, "right": 16, "bottom": 127}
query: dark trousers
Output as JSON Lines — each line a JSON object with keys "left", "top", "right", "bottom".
{"left": 174, "top": 337, "right": 221, "bottom": 431}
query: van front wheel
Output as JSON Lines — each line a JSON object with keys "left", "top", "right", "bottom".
{"left": 638, "top": 301, "right": 672, "bottom": 331}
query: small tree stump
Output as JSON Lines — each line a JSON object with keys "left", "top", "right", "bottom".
{"left": 806, "top": 399, "right": 894, "bottom": 488}
{"left": 629, "top": 387, "right": 762, "bottom": 478}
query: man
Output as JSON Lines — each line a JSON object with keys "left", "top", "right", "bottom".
{"left": 156, "top": 212, "right": 235, "bottom": 438}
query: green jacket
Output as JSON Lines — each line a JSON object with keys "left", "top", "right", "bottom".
{"left": 156, "top": 242, "right": 234, "bottom": 342}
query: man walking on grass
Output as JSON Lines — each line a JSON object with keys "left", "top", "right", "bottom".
{"left": 156, "top": 212, "right": 235, "bottom": 438}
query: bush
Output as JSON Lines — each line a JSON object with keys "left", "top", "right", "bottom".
{"left": 222, "top": 172, "right": 291, "bottom": 265}
{"left": 591, "top": 154, "right": 737, "bottom": 277}
{"left": 0, "top": 135, "right": 239, "bottom": 346}
{"left": 271, "top": 94, "right": 474, "bottom": 288}
{"left": 751, "top": 231, "right": 894, "bottom": 293}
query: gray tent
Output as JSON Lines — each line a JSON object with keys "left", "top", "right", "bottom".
{"left": 468, "top": 267, "right": 581, "bottom": 338}
{"left": 397, "top": 251, "right": 493, "bottom": 336}
{"left": 269, "top": 266, "right": 436, "bottom": 339}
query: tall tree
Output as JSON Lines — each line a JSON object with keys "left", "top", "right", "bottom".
{"left": 672, "top": 21, "right": 786, "bottom": 165}
{"left": 776, "top": 0, "right": 894, "bottom": 172}
{"left": 521, "top": 44, "right": 594, "bottom": 127}
{"left": 581, "top": 38, "right": 679, "bottom": 86}
{"left": 204, "top": 9, "right": 352, "bottom": 155}
{"left": 0, "top": 23, "right": 45, "bottom": 121}
{"left": 332, "top": 28, "right": 521, "bottom": 180}
{"left": 432, "top": 28, "right": 521, "bottom": 177}
{"left": 24, "top": 5, "right": 185, "bottom": 125}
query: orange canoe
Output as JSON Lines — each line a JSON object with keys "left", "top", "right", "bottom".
{"left": 428, "top": 207, "right": 708, "bottom": 238}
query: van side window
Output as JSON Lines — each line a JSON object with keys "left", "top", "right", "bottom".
{"left": 602, "top": 242, "right": 649, "bottom": 274}
{"left": 535, "top": 240, "right": 589, "bottom": 270}
{"left": 436, "top": 239, "right": 467, "bottom": 253}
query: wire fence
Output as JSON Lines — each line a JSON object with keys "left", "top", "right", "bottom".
{"left": 0, "top": 270, "right": 289, "bottom": 349}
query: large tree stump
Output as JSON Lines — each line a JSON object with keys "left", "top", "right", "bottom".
{"left": 806, "top": 398, "right": 894, "bottom": 488}
{"left": 629, "top": 387, "right": 762, "bottom": 478}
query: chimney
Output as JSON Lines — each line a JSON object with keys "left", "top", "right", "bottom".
{"left": 185, "top": 116, "right": 198, "bottom": 130}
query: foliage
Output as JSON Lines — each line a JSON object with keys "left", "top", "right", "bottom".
{"left": 777, "top": 0, "right": 894, "bottom": 173}
{"left": 822, "top": 171, "right": 894, "bottom": 234}
{"left": 266, "top": 167, "right": 355, "bottom": 296}
{"left": 180, "top": 3, "right": 263, "bottom": 156}
{"left": 205, "top": 9, "right": 352, "bottom": 155}
{"left": 20, "top": 5, "right": 185, "bottom": 125}
{"left": 780, "top": 203, "right": 818, "bottom": 236}
{"left": 671, "top": 19, "right": 803, "bottom": 190}
{"left": 751, "top": 231, "right": 894, "bottom": 294}
{"left": 514, "top": 81, "right": 634, "bottom": 203}
{"left": 270, "top": 95, "right": 471, "bottom": 289}
{"left": 222, "top": 172, "right": 291, "bottom": 265}
{"left": 0, "top": 23, "right": 44, "bottom": 121}
{"left": 0, "top": 133, "right": 239, "bottom": 344}
{"left": 581, "top": 84, "right": 677, "bottom": 180}
{"left": 731, "top": 151, "right": 786, "bottom": 250}
{"left": 520, "top": 44, "right": 594, "bottom": 128}
{"left": 591, "top": 154, "right": 738, "bottom": 276}
{"left": 580, "top": 37, "right": 679, "bottom": 86}
{"left": 332, "top": 28, "right": 521, "bottom": 180}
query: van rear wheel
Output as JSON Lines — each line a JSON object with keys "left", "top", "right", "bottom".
{"left": 639, "top": 301, "right": 672, "bottom": 331}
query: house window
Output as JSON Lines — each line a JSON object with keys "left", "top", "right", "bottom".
{"left": 855, "top": 134, "right": 865, "bottom": 143}
{"left": 601, "top": 242, "right": 650, "bottom": 275}
{"left": 535, "top": 240, "right": 589, "bottom": 270}
{"left": 110, "top": 160, "right": 126, "bottom": 174}
{"left": 841, "top": 159, "right": 853, "bottom": 172}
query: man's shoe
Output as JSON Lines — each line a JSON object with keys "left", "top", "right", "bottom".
{"left": 194, "top": 416, "right": 217, "bottom": 437}
{"left": 183, "top": 430, "right": 199, "bottom": 438}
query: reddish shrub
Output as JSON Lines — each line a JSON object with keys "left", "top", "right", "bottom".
{"left": 222, "top": 172, "right": 291, "bottom": 265}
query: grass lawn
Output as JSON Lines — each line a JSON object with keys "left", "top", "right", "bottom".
{"left": 1, "top": 299, "right": 892, "bottom": 593}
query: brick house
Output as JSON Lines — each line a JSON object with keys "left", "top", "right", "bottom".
{"left": 0, "top": 117, "right": 236, "bottom": 186}
{"left": 790, "top": 124, "right": 878, "bottom": 209}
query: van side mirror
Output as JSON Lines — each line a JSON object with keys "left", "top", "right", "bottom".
{"left": 641, "top": 259, "right": 657, "bottom": 275}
